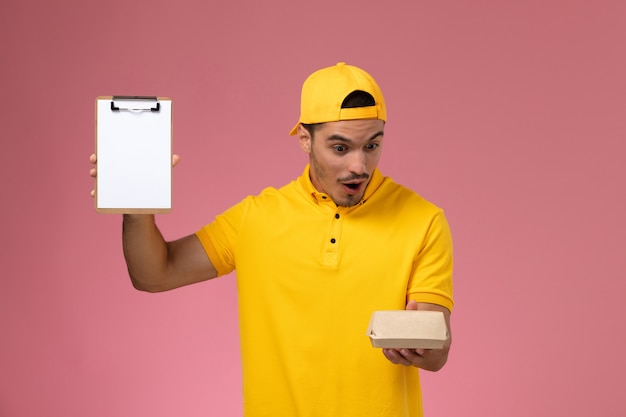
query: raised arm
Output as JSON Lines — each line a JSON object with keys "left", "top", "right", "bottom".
{"left": 122, "top": 214, "right": 217, "bottom": 292}
{"left": 90, "top": 154, "right": 217, "bottom": 292}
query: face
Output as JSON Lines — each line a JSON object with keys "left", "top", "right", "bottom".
{"left": 297, "top": 119, "right": 385, "bottom": 207}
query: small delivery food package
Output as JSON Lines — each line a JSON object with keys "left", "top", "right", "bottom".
{"left": 366, "top": 310, "right": 449, "bottom": 349}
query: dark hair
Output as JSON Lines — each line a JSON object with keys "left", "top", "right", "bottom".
{"left": 341, "top": 90, "right": 376, "bottom": 108}
{"left": 302, "top": 90, "right": 376, "bottom": 138}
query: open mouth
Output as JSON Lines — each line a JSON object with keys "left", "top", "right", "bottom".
{"left": 339, "top": 174, "right": 369, "bottom": 195}
{"left": 342, "top": 182, "right": 363, "bottom": 194}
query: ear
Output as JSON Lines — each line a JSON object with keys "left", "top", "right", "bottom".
{"left": 297, "top": 124, "right": 312, "bottom": 153}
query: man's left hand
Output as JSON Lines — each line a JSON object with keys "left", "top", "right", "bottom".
{"left": 381, "top": 300, "right": 451, "bottom": 372}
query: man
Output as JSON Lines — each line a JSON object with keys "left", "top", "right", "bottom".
{"left": 91, "top": 62, "right": 454, "bottom": 416}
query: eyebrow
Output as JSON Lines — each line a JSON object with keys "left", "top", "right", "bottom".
{"left": 326, "top": 131, "right": 384, "bottom": 143}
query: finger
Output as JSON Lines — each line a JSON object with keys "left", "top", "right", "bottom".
{"left": 90, "top": 167, "right": 97, "bottom": 177}
{"left": 382, "top": 348, "right": 412, "bottom": 366}
{"left": 90, "top": 154, "right": 97, "bottom": 164}
{"left": 382, "top": 348, "right": 400, "bottom": 364}
{"left": 400, "top": 348, "right": 426, "bottom": 361}
{"left": 172, "top": 154, "right": 180, "bottom": 167}
{"left": 90, "top": 189, "right": 95, "bottom": 198}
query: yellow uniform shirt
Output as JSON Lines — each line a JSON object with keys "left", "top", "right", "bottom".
{"left": 196, "top": 165, "right": 453, "bottom": 417}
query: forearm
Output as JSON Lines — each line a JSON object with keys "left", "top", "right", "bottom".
{"left": 122, "top": 214, "right": 171, "bottom": 292}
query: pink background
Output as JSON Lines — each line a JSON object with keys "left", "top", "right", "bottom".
{"left": 1, "top": 0, "right": 625, "bottom": 416}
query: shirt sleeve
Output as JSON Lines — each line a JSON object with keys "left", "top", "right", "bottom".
{"left": 407, "top": 208, "right": 454, "bottom": 312}
{"left": 195, "top": 196, "right": 253, "bottom": 277}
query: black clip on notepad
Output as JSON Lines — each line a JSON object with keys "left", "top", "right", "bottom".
{"left": 110, "top": 96, "right": 160, "bottom": 112}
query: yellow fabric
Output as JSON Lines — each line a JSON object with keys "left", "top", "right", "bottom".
{"left": 289, "top": 62, "right": 387, "bottom": 135}
{"left": 195, "top": 165, "right": 453, "bottom": 417}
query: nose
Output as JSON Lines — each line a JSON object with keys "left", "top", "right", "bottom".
{"left": 347, "top": 150, "right": 366, "bottom": 175}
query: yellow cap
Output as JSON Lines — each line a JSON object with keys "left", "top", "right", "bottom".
{"left": 289, "top": 62, "right": 387, "bottom": 135}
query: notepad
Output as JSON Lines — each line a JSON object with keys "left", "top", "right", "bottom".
{"left": 95, "top": 96, "right": 172, "bottom": 213}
